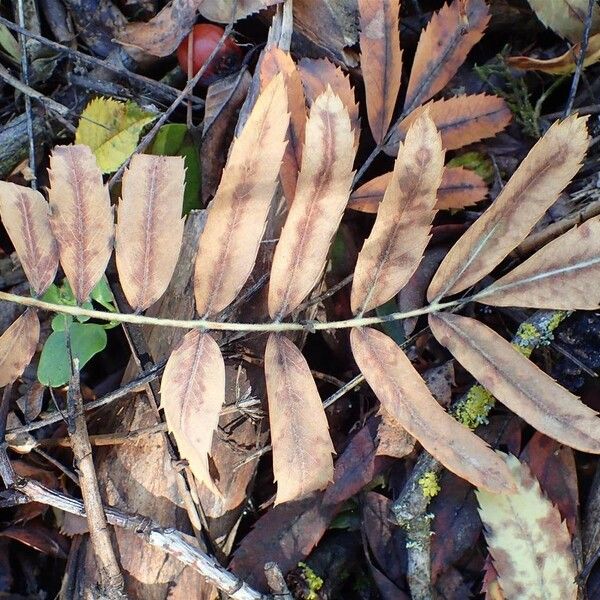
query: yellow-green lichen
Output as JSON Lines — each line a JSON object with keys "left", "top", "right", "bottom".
{"left": 454, "top": 385, "right": 495, "bottom": 429}
{"left": 418, "top": 471, "right": 441, "bottom": 499}
{"left": 298, "top": 563, "right": 323, "bottom": 600}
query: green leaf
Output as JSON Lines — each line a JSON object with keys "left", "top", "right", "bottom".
{"left": 40, "top": 284, "right": 62, "bottom": 305}
{"left": 37, "top": 323, "right": 107, "bottom": 387}
{"left": 75, "top": 97, "right": 156, "bottom": 174}
{"left": 376, "top": 299, "right": 406, "bottom": 345}
{"left": 150, "top": 123, "right": 202, "bottom": 214}
{"left": 0, "top": 23, "right": 20, "bottom": 63}
{"left": 90, "top": 276, "right": 116, "bottom": 311}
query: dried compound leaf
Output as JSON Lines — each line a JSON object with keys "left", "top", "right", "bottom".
{"left": 268, "top": 88, "right": 356, "bottom": 319}
{"left": 351, "top": 326, "right": 515, "bottom": 493}
{"left": 116, "top": 155, "right": 185, "bottom": 312}
{"left": 427, "top": 115, "right": 590, "bottom": 301}
{"left": 526, "top": 0, "right": 600, "bottom": 42}
{"left": 0, "top": 309, "right": 39, "bottom": 387}
{"left": 404, "top": 0, "right": 490, "bottom": 112}
{"left": 477, "top": 217, "right": 600, "bottom": 309}
{"left": 429, "top": 313, "right": 600, "bottom": 453}
{"left": 0, "top": 183, "right": 58, "bottom": 296}
{"left": 477, "top": 453, "right": 577, "bottom": 600}
{"left": 358, "top": 0, "right": 402, "bottom": 144}
{"left": 161, "top": 330, "right": 225, "bottom": 495}
{"left": 194, "top": 74, "right": 289, "bottom": 317}
{"left": 351, "top": 113, "right": 444, "bottom": 314}
{"left": 48, "top": 145, "right": 114, "bottom": 304}
{"left": 265, "top": 333, "right": 334, "bottom": 504}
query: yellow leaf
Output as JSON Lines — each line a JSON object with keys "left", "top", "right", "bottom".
{"left": 75, "top": 98, "right": 156, "bottom": 174}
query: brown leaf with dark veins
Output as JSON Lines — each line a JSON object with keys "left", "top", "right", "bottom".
{"left": 268, "top": 88, "right": 356, "bottom": 319}
{"left": 194, "top": 74, "right": 289, "bottom": 317}
{"left": 265, "top": 333, "right": 334, "bottom": 504}
{"left": 404, "top": 0, "right": 490, "bottom": 113}
{"left": 116, "top": 155, "right": 185, "bottom": 312}
{"left": 429, "top": 312, "right": 600, "bottom": 453}
{"left": 428, "top": 115, "right": 590, "bottom": 302}
{"left": 358, "top": 0, "right": 402, "bottom": 144}
{"left": 351, "top": 112, "right": 444, "bottom": 314}
{"left": 0, "top": 309, "right": 39, "bottom": 387}
{"left": 0, "top": 183, "right": 58, "bottom": 295}
{"left": 161, "top": 329, "right": 225, "bottom": 495}
{"left": 351, "top": 326, "right": 515, "bottom": 493}
{"left": 48, "top": 145, "right": 113, "bottom": 304}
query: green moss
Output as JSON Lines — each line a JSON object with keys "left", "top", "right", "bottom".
{"left": 454, "top": 385, "right": 495, "bottom": 429}
{"left": 298, "top": 562, "right": 323, "bottom": 600}
{"left": 418, "top": 471, "right": 441, "bottom": 499}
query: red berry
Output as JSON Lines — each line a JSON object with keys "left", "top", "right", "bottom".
{"left": 176, "top": 24, "right": 243, "bottom": 86}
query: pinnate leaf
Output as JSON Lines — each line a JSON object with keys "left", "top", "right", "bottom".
{"left": 0, "top": 183, "right": 58, "bottom": 295}
{"left": 429, "top": 313, "right": 600, "bottom": 453}
{"left": 350, "top": 326, "right": 515, "bottom": 493}
{"left": 265, "top": 334, "right": 334, "bottom": 504}
{"left": 477, "top": 453, "right": 577, "bottom": 600}
{"left": 116, "top": 154, "right": 185, "bottom": 311}
{"left": 0, "top": 309, "right": 39, "bottom": 387}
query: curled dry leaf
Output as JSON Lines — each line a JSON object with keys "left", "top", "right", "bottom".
{"left": 477, "top": 217, "right": 600, "bottom": 309}
{"left": 358, "top": 0, "right": 402, "bottom": 144}
{"left": 268, "top": 88, "right": 356, "bottom": 319}
{"left": 386, "top": 94, "right": 511, "bottom": 155}
{"left": 526, "top": 0, "right": 600, "bottom": 42}
{"left": 161, "top": 329, "right": 225, "bottom": 495}
{"left": 265, "top": 333, "right": 334, "bottom": 504}
{"left": 0, "top": 309, "right": 39, "bottom": 387}
{"left": 48, "top": 145, "right": 113, "bottom": 304}
{"left": 260, "top": 47, "right": 306, "bottom": 202}
{"left": 194, "top": 74, "right": 289, "bottom": 317}
{"left": 477, "top": 453, "right": 577, "bottom": 600}
{"left": 116, "top": 155, "right": 185, "bottom": 312}
{"left": 427, "top": 115, "right": 590, "bottom": 302}
{"left": 404, "top": 0, "right": 490, "bottom": 113}
{"left": 199, "top": 0, "right": 282, "bottom": 23}
{"left": 0, "top": 183, "right": 58, "bottom": 296}
{"left": 350, "top": 326, "right": 515, "bottom": 493}
{"left": 429, "top": 313, "right": 600, "bottom": 453}
{"left": 351, "top": 113, "right": 444, "bottom": 314}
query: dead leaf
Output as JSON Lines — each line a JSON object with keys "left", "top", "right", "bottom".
{"left": 477, "top": 217, "right": 600, "bottom": 309}
{"left": 351, "top": 113, "right": 444, "bottom": 314}
{"left": 199, "top": 0, "right": 282, "bottom": 22}
{"left": 429, "top": 313, "right": 600, "bottom": 453}
{"left": 358, "top": 0, "right": 402, "bottom": 144}
{"left": 48, "top": 145, "right": 113, "bottom": 304}
{"left": 526, "top": 0, "right": 600, "bottom": 42}
{"left": 477, "top": 453, "right": 577, "bottom": 600}
{"left": 0, "top": 183, "right": 58, "bottom": 296}
{"left": 427, "top": 115, "right": 590, "bottom": 302}
{"left": 161, "top": 329, "right": 225, "bottom": 495}
{"left": 350, "top": 326, "right": 515, "bottom": 493}
{"left": 194, "top": 74, "right": 289, "bottom": 317}
{"left": 404, "top": 0, "right": 490, "bottom": 112}
{"left": 16, "top": 381, "right": 45, "bottom": 423}
{"left": 268, "top": 88, "right": 355, "bottom": 319}
{"left": 116, "top": 155, "right": 185, "bottom": 312}
{"left": 265, "top": 334, "right": 334, "bottom": 504}
{"left": 0, "top": 309, "right": 39, "bottom": 387}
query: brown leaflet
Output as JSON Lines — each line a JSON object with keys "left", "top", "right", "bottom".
{"left": 298, "top": 57, "right": 360, "bottom": 144}
{"left": 260, "top": 48, "right": 307, "bottom": 202}
{"left": 350, "top": 326, "right": 515, "bottom": 493}
{"left": 526, "top": 0, "right": 600, "bottom": 42}
{"left": 427, "top": 115, "right": 590, "bottom": 302}
{"left": 351, "top": 113, "right": 444, "bottom": 314}
{"left": 404, "top": 0, "right": 490, "bottom": 113}
{"left": 194, "top": 74, "right": 289, "bottom": 317}
{"left": 265, "top": 334, "right": 334, "bottom": 504}
{"left": 0, "top": 183, "right": 58, "bottom": 296}
{"left": 161, "top": 329, "right": 225, "bottom": 495}
{"left": 199, "top": 0, "right": 282, "bottom": 22}
{"left": 429, "top": 313, "right": 600, "bottom": 453}
{"left": 0, "top": 309, "right": 39, "bottom": 387}
{"left": 268, "top": 88, "right": 355, "bottom": 319}
{"left": 48, "top": 145, "right": 113, "bottom": 304}
{"left": 476, "top": 217, "right": 600, "bottom": 309}
{"left": 386, "top": 94, "right": 511, "bottom": 154}
{"left": 116, "top": 155, "right": 185, "bottom": 312}
{"left": 358, "top": 0, "right": 402, "bottom": 144}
